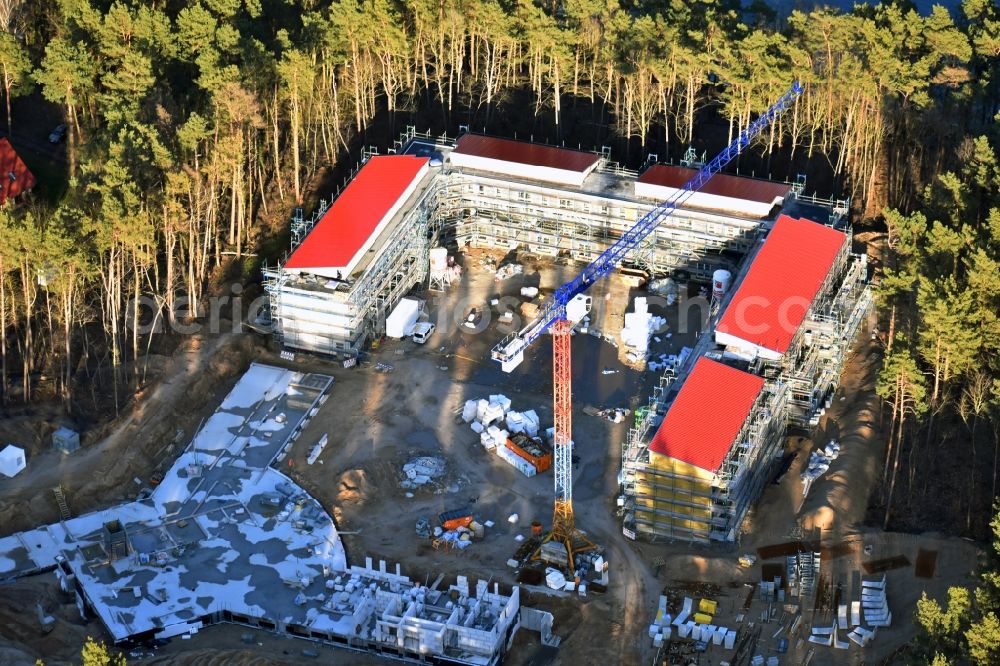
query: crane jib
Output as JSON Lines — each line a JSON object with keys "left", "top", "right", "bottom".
{"left": 491, "top": 81, "right": 803, "bottom": 367}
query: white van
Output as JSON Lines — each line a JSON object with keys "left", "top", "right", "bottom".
{"left": 412, "top": 322, "right": 436, "bottom": 344}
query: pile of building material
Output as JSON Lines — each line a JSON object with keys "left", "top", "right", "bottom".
{"left": 400, "top": 456, "right": 447, "bottom": 489}
{"left": 648, "top": 595, "right": 673, "bottom": 647}
{"left": 648, "top": 347, "right": 692, "bottom": 373}
{"left": 306, "top": 434, "right": 329, "bottom": 465}
{"left": 860, "top": 575, "right": 891, "bottom": 628}
{"left": 809, "top": 575, "right": 889, "bottom": 650}
{"left": 665, "top": 596, "right": 737, "bottom": 649}
{"left": 786, "top": 550, "right": 819, "bottom": 597}
{"left": 801, "top": 440, "right": 840, "bottom": 497}
{"left": 495, "top": 263, "right": 523, "bottom": 280}
{"left": 463, "top": 395, "right": 547, "bottom": 477}
{"left": 620, "top": 297, "right": 667, "bottom": 361}
{"left": 649, "top": 277, "right": 679, "bottom": 305}
{"left": 497, "top": 444, "right": 537, "bottom": 477}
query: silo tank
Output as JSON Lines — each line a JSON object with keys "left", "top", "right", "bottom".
{"left": 429, "top": 247, "right": 448, "bottom": 272}
{"left": 712, "top": 269, "right": 732, "bottom": 299}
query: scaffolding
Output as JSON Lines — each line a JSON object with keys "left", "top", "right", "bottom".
{"left": 265, "top": 132, "right": 784, "bottom": 358}
{"left": 772, "top": 235, "right": 872, "bottom": 426}
{"left": 262, "top": 168, "right": 441, "bottom": 357}
{"left": 449, "top": 173, "right": 759, "bottom": 279}
{"left": 621, "top": 376, "right": 788, "bottom": 543}
{"left": 620, "top": 221, "right": 872, "bottom": 543}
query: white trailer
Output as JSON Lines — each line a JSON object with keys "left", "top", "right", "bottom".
{"left": 386, "top": 297, "right": 422, "bottom": 339}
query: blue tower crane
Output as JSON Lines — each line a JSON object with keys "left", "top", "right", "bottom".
{"left": 491, "top": 82, "right": 803, "bottom": 571}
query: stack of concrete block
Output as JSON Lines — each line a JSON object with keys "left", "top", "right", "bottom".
{"left": 506, "top": 411, "right": 526, "bottom": 434}
{"left": 489, "top": 394, "right": 512, "bottom": 411}
{"left": 522, "top": 411, "right": 540, "bottom": 437}
{"left": 648, "top": 595, "right": 673, "bottom": 648}
{"left": 480, "top": 401, "right": 505, "bottom": 426}
{"left": 506, "top": 410, "right": 540, "bottom": 437}
{"left": 465, "top": 395, "right": 547, "bottom": 477}
{"left": 481, "top": 425, "right": 509, "bottom": 451}
{"left": 862, "top": 576, "right": 891, "bottom": 627}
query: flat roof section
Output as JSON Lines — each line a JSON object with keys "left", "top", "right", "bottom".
{"left": 284, "top": 155, "right": 429, "bottom": 276}
{"left": 649, "top": 358, "right": 765, "bottom": 473}
{"left": 715, "top": 215, "right": 846, "bottom": 357}
{"left": 0, "top": 364, "right": 342, "bottom": 642}
{"left": 637, "top": 165, "right": 792, "bottom": 205}
{"left": 453, "top": 134, "right": 600, "bottom": 173}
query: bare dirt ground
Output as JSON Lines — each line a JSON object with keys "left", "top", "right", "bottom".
{"left": 0, "top": 243, "right": 985, "bottom": 666}
{"left": 0, "top": 331, "right": 262, "bottom": 536}
{"left": 279, "top": 251, "right": 678, "bottom": 666}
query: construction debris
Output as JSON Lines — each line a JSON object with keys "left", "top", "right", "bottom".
{"left": 400, "top": 456, "right": 447, "bottom": 489}
{"left": 801, "top": 440, "right": 840, "bottom": 497}
{"left": 464, "top": 395, "right": 550, "bottom": 476}
{"left": 495, "top": 263, "right": 523, "bottom": 280}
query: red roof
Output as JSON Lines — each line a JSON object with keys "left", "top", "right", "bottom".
{"left": 285, "top": 155, "right": 428, "bottom": 273}
{"left": 0, "top": 138, "right": 35, "bottom": 206}
{"left": 716, "top": 216, "right": 846, "bottom": 355}
{"left": 638, "top": 164, "right": 791, "bottom": 204}
{"left": 650, "top": 358, "right": 764, "bottom": 472}
{"left": 453, "top": 134, "right": 599, "bottom": 172}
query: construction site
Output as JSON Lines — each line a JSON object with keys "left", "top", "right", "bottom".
{"left": 0, "top": 84, "right": 983, "bottom": 666}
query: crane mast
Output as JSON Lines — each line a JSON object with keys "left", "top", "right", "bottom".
{"left": 494, "top": 82, "right": 803, "bottom": 571}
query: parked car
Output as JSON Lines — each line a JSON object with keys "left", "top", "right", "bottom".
{"left": 48, "top": 124, "right": 67, "bottom": 144}
{"left": 412, "top": 322, "right": 436, "bottom": 344}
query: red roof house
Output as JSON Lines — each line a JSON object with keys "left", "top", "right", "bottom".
{"left": 0, "top": 138, "right": 35, "bottom": 206}
{"left": 448, "top": 134, "right": 600, "bottom": 186}
{"left": 635, "top": 164, "right": 791, "bottom": 218}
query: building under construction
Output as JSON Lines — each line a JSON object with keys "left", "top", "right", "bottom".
{"left": 620, "top": 215, "right": 871, "bottom": 543}
{"left": 262, "top": 129, "right": 869, "bottom": 544}
{"left": 0, "top": 364, "right": 552, "bottom": 664}
{"left": 263, "top": 131, "right": 825, "bottom": 357}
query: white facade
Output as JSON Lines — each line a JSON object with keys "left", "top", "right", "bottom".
{"left": 448, "top": 152, "right": 598, "bottom": 187}
{"left": 634, "top": 181, "right": 784, "bottom": 218}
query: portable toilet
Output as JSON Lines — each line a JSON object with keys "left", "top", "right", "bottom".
{"left": 53, "top": 427, "right": 80, "bottom": 454}
{"left": 0, "top": 444, "right": 26, "bottom": 477}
